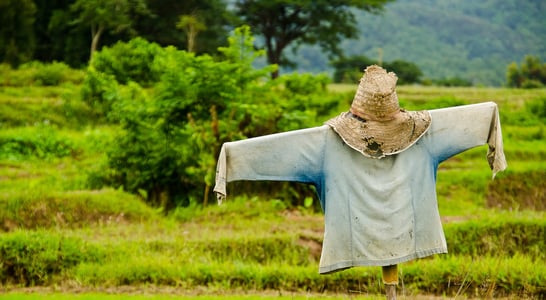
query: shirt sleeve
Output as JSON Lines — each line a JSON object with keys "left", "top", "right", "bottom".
{"left": 213, "top": 126, "right": 327, "bottom": 204}
{"left": 428, "top": 101, "right": 507, "bottom": 178}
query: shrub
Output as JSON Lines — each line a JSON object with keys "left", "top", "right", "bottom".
{"left": 0, "top": 188, "right": 158, "bottom": 231}
{"left": 433, "top": 76, "right": 473, "bottom": 87}
{"left": 33, "top": 61, "right": 70, "bottom": 86}
{"left": 0, "top": 62, "right": 35, "bottom": 86}
{"left": 331, "top": 56, "right": 423, "bottom": 84}
{"left": 80, "top": 67, "right": 121, "bottom": 119}
{"left": 526, "top": 97, "right": 546, "bottom": 121}
{"left": 384, "top": 60, "right": 423, "bottom": 85}
{"left": 331, "top": 55, "right": 375, "bottom": 83}
{"left": 506, "top": 55, "right": 546, "bottom": 88}
{"left": 0, "top": 231, "right": 102, "bottom": 285}
{"left": 282, "top": 72, "right": 330, "bottom": 95}
{"left": 486, "top": 170, "right": 546, "bottom": 211}
{"left": 90, "top": 37, "right": 163, "bottom": 86}
{"left": 0, "top": 61, "right": 84, "bottom": 87}
{"left": 0, "top": 125, "right": 77, "bottom": 160}
{"left": 444, "top": 213, "right": 546, "bottom": 258}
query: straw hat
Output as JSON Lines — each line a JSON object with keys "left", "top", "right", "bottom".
{"left": 326, "top": 65, "right": 431, "bottom": 159}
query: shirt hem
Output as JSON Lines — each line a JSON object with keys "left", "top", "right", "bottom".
{"left": 318, "top": 247, "right": 448, "bottom": 274}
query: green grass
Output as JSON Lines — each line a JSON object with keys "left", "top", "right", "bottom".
{"left": 1, "top": 84, "right": 545, "bottom": 298}
{"left": 0, "top": 293, "right": 391, "bottom": 300}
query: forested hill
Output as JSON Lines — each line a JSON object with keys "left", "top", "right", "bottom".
{"left": 292, "top": 0, "right": 546, "bottom": 86}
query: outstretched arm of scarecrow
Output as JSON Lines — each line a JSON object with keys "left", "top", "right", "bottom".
{"left": 213, "top": 126, "right": 326, "bottom": 204}
{"left": 428, "top": 101, "right": 507, "bottom": 177}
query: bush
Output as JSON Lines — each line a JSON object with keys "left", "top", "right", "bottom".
{"left": 432, "top": 76, "right": 473, "bottom": 87}
{"left": 0, "top": 63, "right": 35, "bottom": 86}
{"left": 0, "top": 231, "right": 102, "bottom": 285}
{"left": 0, "top": 188, "right": 158, "bottom": 231}
{"left": 521, "top": 79, "right": 544, "bottom": 88}
{"left": 506, "top": 55, "right": 546, "bottom": 88}
{"left": 0, "top": 125, "right": 78, "bottom": 160}
{"left": 444, "top": 213, "right": 546, "bottom": 258}
{"left": 80, "top": 67, "right": 121, "bottom": 119}
{"left": 33, "top": 61, "right": 70, "bottom": 86}
{"left": 90, "top": 37, "right": 163, "bottom": 86}
{"left": 526, "top": 97, "right": 546, "bottom": 121}
{"left": 331, "top": 56, "right": 423, "bottom": 84}
{"left": 486, "top": 170, "right": 546, "bottom": 211}
{"left": 383, "top": 60, "right": 423, "bottom": 85}
{"left": 282, "top": 72, "right": 330, "bottom": 95}
{"left": 331, "top": 55, "right": 375, "bottom": 83}
{"left": 0, "top": 62, "right": 84, "bottom": 87}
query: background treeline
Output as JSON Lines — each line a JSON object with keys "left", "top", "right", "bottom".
{"left": 293, "top": 0, "right": 546, "bottom": 86}
{"left": 0, "top": 0, "right": 231, "bottom": 68}
{"left": 1, "top": 0, "right": 545, "bottom": 86}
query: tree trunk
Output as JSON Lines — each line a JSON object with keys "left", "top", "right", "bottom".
{"left": 90, "top": 25, "right": 104, "bottom": 61}
{"left": 203, "top": 184, "right": 210, "bottom": 206}
{"left": 187, "top": 27, "right": 196, "bottom": 53}
{"left": 265, "top": 35, "right": 280, "bottom": 79}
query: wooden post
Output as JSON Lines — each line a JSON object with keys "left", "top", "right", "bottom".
{"left": 385, "top": 285, "right": 396, "bottom": 300}
{"left": 382, "top": 264, "right": 398, "bottom": 300}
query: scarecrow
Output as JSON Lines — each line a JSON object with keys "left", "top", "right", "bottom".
{"left": 214, "top": 65, "right": 507, "bottom": 298}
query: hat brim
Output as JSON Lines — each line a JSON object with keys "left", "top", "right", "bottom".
{"left": 326, "top": 110, "right": 431, "bottom": 159}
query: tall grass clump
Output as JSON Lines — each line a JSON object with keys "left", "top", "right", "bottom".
{"left": 486, "top": 170, "right": 545, "bottom": 210}
{"left": 0, "top": 230, "right": 103, "bottom": 286}
{"left": 0, "top": 62, "right": 84, "bottom": 87}
{"left": 400, "top": 255, "right": 546, "bottom": 298}
{"left": 444, "top": 212, "right": 546, "bottom": 258}
{"left": 0, "top": 125, "right": 78, "bottom": 161}
{"left": 0, "top": 188, "right": 159, "bottom": 231}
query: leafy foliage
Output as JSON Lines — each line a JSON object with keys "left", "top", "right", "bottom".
{"left": 506, "top": 55, "right": 546, "bottom": 88}
{"left": 80, "top": 67, "right": 121, "bottom": 119}
{"left": 0, "top": 61, "right": 85, "bottom": 87}
{"left": 135, "top": 0, "right": 231, "bottom": 55}
{"left": 331, "top": 55, "right": 423, "bottom": 84}
{"left": 0, "top": 0, "right": 36, "bottom": 66}
{"left": 295, "top": 0, "right": 546, "bottom": 86}
{"left": 70, "top": 0, "right": 151, "bottom": 60}
{"left": 89, "top": 37, "right": 163, "bottom": 86}
{"left": 82, "top": 27, "right": 341, "bottom": 210}
{"left": 234, "top": 0, "right": 394, "bottom": 77}
{"left": 0, "top": 125, "right": 77, "bottom": 160}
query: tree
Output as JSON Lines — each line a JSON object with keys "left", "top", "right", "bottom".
{"left": 135, "top": 0, "right": 232, "bottom": 55}
{"left": 331, "top": 55, "right": 376, "bottom": 83}
{"left": 234, "top": 0, "right": 394, "bottom": 78}
{"left": 331, "top": 55, "right": 422, "bottom": 84}
{"left": 0, "top": 0, "right": 36, "bottom": 66}
{"left": 85, "top": 27, "right": 338, "bottom": 210}
{"left": 70, "top": 0, "right": 150, "bottom": 60}
{"left": 176, "top": 14, "right": 207, "bottom": 53}
{"left": 85, "top": 29, "right": 274, "bottom": 209}
{"left": 506, "top": 55, "right": 546, "bottom": 88}
{"left": 384, "top": 60, "right": 422, "bottom": 85}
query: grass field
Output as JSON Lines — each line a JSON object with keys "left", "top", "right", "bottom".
{"left": 1, "top": 82, "right": 545, "bottom": 299}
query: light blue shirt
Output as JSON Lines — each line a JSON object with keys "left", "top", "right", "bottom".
{"left": 214, "top": 102, "right": 506, "bottom": 274}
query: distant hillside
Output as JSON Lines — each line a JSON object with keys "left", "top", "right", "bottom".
{"left": 290, "top": 0, "right": 546, "bottom": 86}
